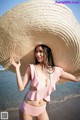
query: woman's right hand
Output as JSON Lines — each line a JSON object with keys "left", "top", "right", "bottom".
{"left": 10, "top": 57, "right": 21, "bottom": 69}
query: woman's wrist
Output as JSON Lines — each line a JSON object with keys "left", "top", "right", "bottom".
{"left": 15, "top": 66, "right": 20, "bottom": 71}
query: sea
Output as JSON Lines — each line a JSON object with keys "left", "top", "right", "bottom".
{"left": 0, "top": 66, "right": 80, "bottom": 111}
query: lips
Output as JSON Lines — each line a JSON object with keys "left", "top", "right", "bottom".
{"left": 37, "top": 57, "right": 42, "bottom": 61}
{"left": 37, "top": 57, "right": 41, "bottom": 60}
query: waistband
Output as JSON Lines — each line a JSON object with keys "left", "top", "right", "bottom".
{"left": 20, "top": 101, "right": 46, "bottom": 116}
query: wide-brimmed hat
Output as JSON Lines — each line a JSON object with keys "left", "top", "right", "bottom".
{"left": 0, "top": 0, "right": 80, "bottom": 79}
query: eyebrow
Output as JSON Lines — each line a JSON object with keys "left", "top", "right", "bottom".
{"left": 35, "top": 49, "right": 43, "bottom": 52}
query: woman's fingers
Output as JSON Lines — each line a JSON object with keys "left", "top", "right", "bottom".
{"left": 10, "top": 57, "right": 16, "bottom": 66}
{"left": 10, "top": 57, "right": 14, "bottom": 63}
{"left": 10, "top": 57, "right": 21, "bottom": 68}
{"left": 10, "top": 57, "right": 13, "bottom": 63}
{"left": 18, "top": 61, "right": 21, "bottom": 65}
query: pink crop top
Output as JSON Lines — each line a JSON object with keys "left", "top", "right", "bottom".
{"left": 26, "top": 64, "right": 63, "bottom": 102}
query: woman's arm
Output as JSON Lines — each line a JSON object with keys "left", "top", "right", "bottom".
{"left": 10, "top": 58, "right": 30, "bottom": 91}
{"left": 61, "top": 71, "right": 80, "bottom": 82}
{"left": 16, "top": 66, "right": 30, "bottom": 91}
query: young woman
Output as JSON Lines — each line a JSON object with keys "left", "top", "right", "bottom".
{"left": 10, "top": 44, "right": 80, "bottom": 120}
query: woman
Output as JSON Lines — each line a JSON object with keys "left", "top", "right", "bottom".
{"left": 10, "top": 44, "right": 80, "bottom": 120}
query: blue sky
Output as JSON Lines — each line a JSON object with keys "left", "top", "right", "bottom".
{"left": 0, "top": 0, "right": 80, "bottom": 23}
{"left": 0, "top": 0, "right": 28, "bottom": 16}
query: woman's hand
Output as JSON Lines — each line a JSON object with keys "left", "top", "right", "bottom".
{"left": 10, "top": 57, "right": 30, "bottom": 91}
{"left": 10, "top": 57, "right": 21, "bottom": 69}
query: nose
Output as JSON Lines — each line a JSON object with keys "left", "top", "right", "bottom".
{"left": 37, "top": 52, "right": 41, "bottom": 56}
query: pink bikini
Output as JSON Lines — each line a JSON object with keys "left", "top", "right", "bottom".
{"left": 20, "top": 64, "right": 63, "bottom": 116}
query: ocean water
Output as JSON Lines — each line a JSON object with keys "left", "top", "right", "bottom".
{"left": 0, "top": 70, "right": 30, "bottom": 110}
{"left": 0, "top": 70, "right": 80, "bottom": 111}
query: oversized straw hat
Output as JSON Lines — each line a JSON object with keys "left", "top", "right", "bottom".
{"left": 0, "top": 0, "right": 80, "bottom": 79}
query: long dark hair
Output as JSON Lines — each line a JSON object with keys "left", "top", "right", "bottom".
{"left": 34, "top": 44, "right": 55, "bottom": 67}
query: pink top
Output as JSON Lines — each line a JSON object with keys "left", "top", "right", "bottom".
{"left": 26, "top": 64, "right": 63, "bottom": 102}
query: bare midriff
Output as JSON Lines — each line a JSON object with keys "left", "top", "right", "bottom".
{"left": 24, "top": 86, "right": 47, "bottom": 107}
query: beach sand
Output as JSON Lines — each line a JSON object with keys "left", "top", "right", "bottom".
{"left": 7, "top": 96, "right": 80, "bottom": 120}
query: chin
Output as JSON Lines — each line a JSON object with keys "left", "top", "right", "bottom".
{"left": 38, "top": 61, "right": 43, "bottom": 63}
{"left": 37, "top": 59, "right": 42, "bottom": 62}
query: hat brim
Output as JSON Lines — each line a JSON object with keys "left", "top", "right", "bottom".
{"left": 0, "top": 0, "right": 80, "bottom": 83}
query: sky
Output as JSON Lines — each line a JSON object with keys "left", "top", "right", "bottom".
{"left": 0, "top": 0, "right": 28, "bottom": 15}
{"left": 0, "top": 0, "right": 80, "bottom": 22}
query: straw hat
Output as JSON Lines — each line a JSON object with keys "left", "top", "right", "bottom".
{"left": 0, "top": 0, "right": 80, "bottom": 79}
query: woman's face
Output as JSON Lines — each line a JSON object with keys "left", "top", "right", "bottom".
{"left": 35, "top": 46, "right": 47, "bottom": 63}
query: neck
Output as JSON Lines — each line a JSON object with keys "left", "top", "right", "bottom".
{"left": 38, "top": 62, "right": 49, "bottom": 69}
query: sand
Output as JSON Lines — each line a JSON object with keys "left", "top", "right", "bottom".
{"left": 6, "top": 96, "right": 80, "bottom": 120}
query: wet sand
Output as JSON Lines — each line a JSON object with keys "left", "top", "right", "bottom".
{"left": 7, "top": 96, "right": 80, "bottom": 120}
{"left": 47, "top": 96, "right": 80, "bottom": 120}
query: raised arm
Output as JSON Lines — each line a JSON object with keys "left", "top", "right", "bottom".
{"left": 10, "top": 57, "right": 31, "bottom": 91}
{"left": 61, "top": 71, "right": 80, "bottom": 82}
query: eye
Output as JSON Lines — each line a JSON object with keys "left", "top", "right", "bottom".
{"left": 39, "top": 50, "right": 43, "bottom": 53}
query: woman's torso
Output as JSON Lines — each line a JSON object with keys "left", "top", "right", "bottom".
{"left": 24, "top": 96, "right": 46, "bottom": 106}
{"left": 24, "top": 64, "right": 55, "bottom": 107}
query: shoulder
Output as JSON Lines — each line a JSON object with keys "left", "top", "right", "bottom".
{"left": 26, "top": 64, "right": 35, "bottom": 73}
{"left": 54, "top": 66, "right": 64, "bottom": 75}
{"left": 26, "top": 64, "right": 34, "bottom": 68}
{"left": 55, "top": 66, "right": 63, "bottom": 70}
{"left": 26, "top": 64, "right": 36, "bottom": 80}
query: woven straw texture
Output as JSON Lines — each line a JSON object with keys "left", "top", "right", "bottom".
{"left": 0, "top": 0, "right": 80, "bottom": 79}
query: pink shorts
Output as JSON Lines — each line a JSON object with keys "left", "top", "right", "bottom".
{"left": 20, "top": 101, "right": 46, "bottom": 116}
